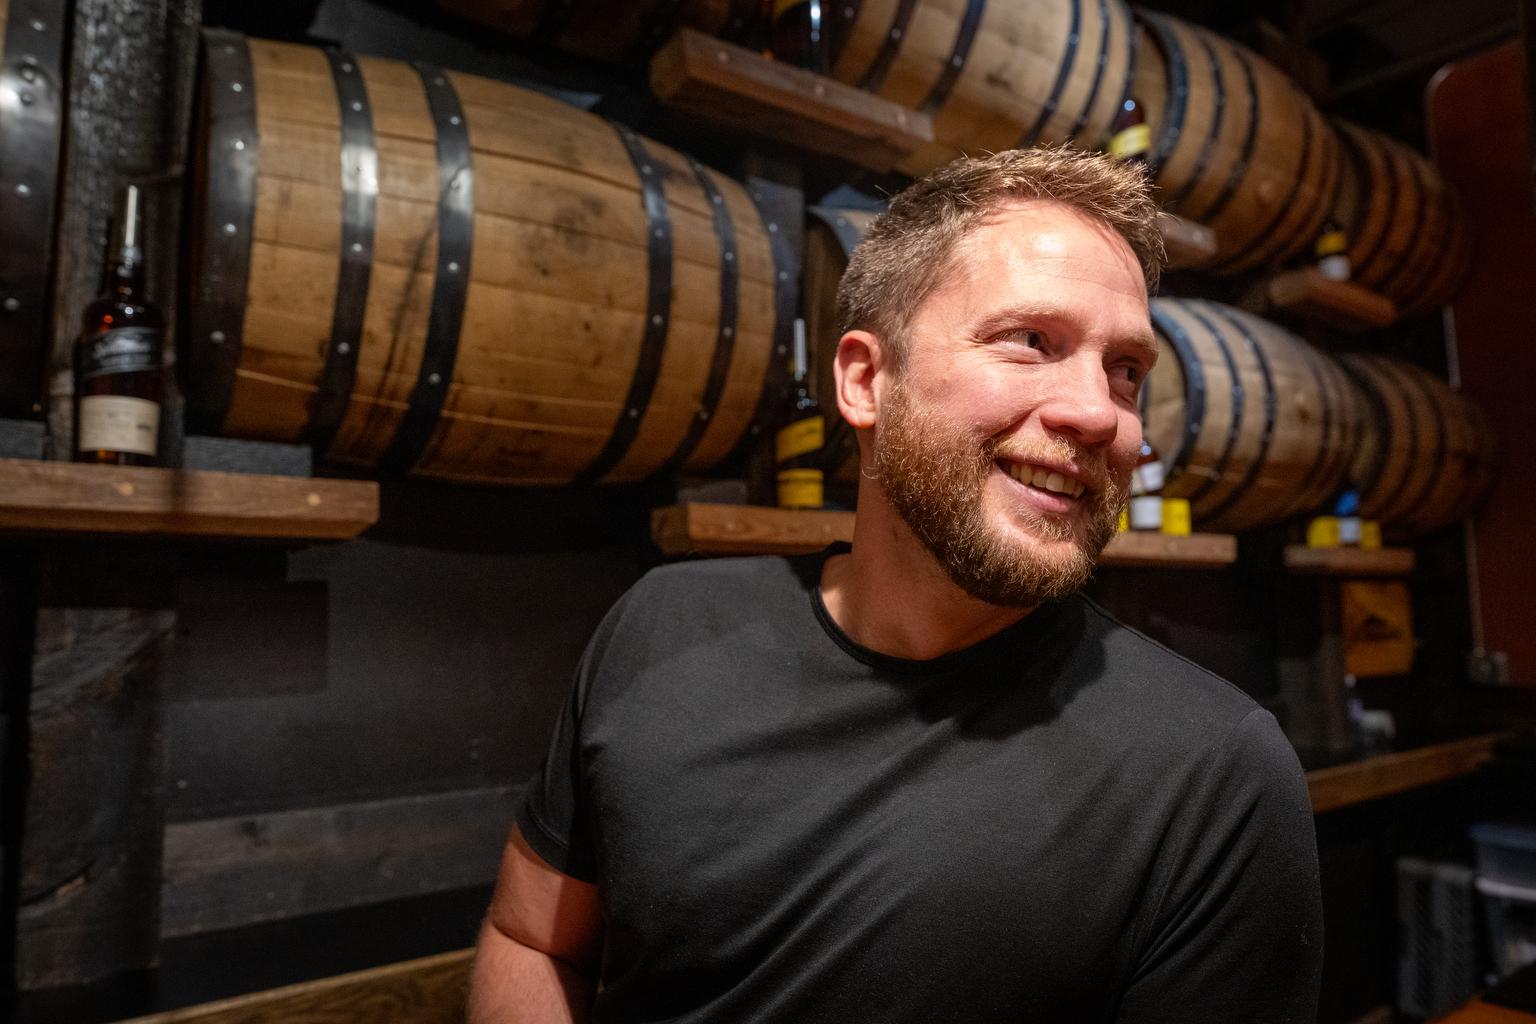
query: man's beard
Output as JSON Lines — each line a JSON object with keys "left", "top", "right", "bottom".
{"left": 871, "top": 381, "right": 1130, "bottom": 607}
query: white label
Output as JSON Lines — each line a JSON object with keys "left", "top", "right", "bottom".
{"left": 1132, "top": 460, "right": 1165, "bottom": 496}
{"left": 1130, "top": 495, "right": 1164, "bottom": 530}
{"left": 79, "top": 395, "right": 159, "bottom": 456}
{"left": 1338, "top": 516, "right": 1363, "bottom": 545}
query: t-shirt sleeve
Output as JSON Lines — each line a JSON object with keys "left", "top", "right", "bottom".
{"left": 1114, "top": 707, "right": 1323, "bottom": 1024}
{"left": 515, "top": 587, "right": 635, "bottom": 883}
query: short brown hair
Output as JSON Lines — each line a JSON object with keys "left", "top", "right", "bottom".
{"left": 835, "top": 147, "right": 1164, "bottom": 369}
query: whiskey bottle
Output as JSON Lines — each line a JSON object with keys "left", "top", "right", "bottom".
{"left": 74, "top": 183, "right": 164, "bottom": 466}
{"left": 1128, "top": 440, "right": 1164, "bottom": 530}
{"left": 1315, "top": 221, "right": 1351, "bottom": 282}
{"left": 1108, "top": 97, "right": 1152, "bottom": 166}
{"left": 769, "top": 0, "right": 829, "bottom": 75}
{"left": 775, "top": 318, "right": 824, "bottom": 510}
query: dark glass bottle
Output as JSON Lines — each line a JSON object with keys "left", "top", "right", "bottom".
{"left": 74, "top": 183, "right": 164, "bottom": 466}
{"left": 769, "top": 0, "right": 828, "bottom": 75}
{"left": 775, "top": 318, "right": 824, "bottom": 510}
{"left": 1108, "top": 97, "right": 1151, "bottom": 166}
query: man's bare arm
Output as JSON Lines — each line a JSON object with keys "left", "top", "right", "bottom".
{"left": 468, "top": 825, "right": 603, "bottom": 1024}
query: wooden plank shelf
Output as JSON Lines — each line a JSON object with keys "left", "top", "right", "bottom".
{"left": 1283, "top": 544, "right": 1414, "bottom": 577}
{"left": 652, "top": 503, "right": 1236, "bottom": 568}
{"left": 1158, "top": 213, "right": 1219, "bottom": 270}
{"left": 649, "top": 28, "right": 933, "bottom": 173}
{"left": 1255, "top": 267, "right": 1397, "bottom": 331}
{"left": 1306, "top": 733, "right": 1510, "bottom": 814}
{"left": 0, "top": 458, "right": 378, "bottom": 541}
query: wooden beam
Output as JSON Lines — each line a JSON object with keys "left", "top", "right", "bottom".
{"left": 1283, "top": 545, "right": 1415, "bottom": 577}
{"left": 113, "top": 948, "right": 474, "bottom": 1024}
{"left": 1099, "top": 530, "right": 1237, "bottom": 569}
{"left": 1307, "top": 733, "right": 1509, "bottom": 814}
{"left": 1262, "top": 267, "right": 1398, "bottom": 331}
{"left": 1158, "top": 213, "right": 1219, "bottom": 270}
{"left": 0, "top": 459, "right": 378, "bottom": 541}
{"left": 649, "top": 28, "right": 932, "bottom": 173}
{"left": 651, "top": 503, "right": 1236, "bottom": 568}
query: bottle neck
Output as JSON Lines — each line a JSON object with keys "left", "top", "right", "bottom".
{"left": 102, "top": 247, "right": 146, "bottom": 297}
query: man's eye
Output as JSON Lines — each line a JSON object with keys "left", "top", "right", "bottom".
{"left": 1118, "top": 364, "right": 1144, "bottom": 385}
{"left": 1000, "top": 328, "right": 1046, "bottom": 349}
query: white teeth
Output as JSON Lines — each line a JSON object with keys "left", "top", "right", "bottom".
{"left": 1005, "top": 462, "right": 1083, "bottom": 498}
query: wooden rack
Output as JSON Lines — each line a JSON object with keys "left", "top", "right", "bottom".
{"left": 1158, "top": 213, "right": 1219, "bottom": 270}
{"left": 0, "top": 458, "right": 378, "bottom": 541}
{"left": 1248, "top": 267, "right": 1397, "bottom": 331}
{"left": 1307, "top": 733, "right": 1509, "bottom": 813}
{"left": 651, "top": 503, "right": 1236, "bottom": 568}
{"left": 649, "top": 28, "right": 933, "bottom": 173}
{"left": 1283, "top": 545, "right": 1415, "bottom": 577}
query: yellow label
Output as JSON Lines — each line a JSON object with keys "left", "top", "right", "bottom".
{"left": 1361, "top": 521, "right": 1382, "bottom": 549}
{"left": 776, "top": 416, "right": 824, "bottom": 462}
{"left": 78, "top": 395, "right": 158, "bottom": 456}
{"left": 777, "top": 468, "right": 824, "bottom": 509}
{"left": 1307, "top": 516, "right": 1341, "bottom": 549}
{"left": 1109, "top": 124, "right": 1152, "bottom": 161}
{"left": 1160, "top": 498, "right": 1192, "bottom": 536}
{"left": 1117, "top": 507, "right": 1129, "bottom": 532}
{"left": 1315, "top": 230, "right": 1348, "bottom": 257}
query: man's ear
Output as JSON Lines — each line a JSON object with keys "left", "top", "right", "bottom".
{"left": 834, "top": 329, "right": 884, "bottom": 430}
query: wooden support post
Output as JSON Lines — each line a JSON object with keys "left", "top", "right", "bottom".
{"left": 0, "top": 544, "right": 40, "bottom": 995}
{"left": 1277, "top": 576, "right": 1357, "bottom": 763}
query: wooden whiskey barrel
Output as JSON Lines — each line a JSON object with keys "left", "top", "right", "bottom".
{"left": 829, "top": 0, "right": 1138, "bottom": 176}
{"left": 1133, "top": 12, "right": 1340, "bottom": 274}
{"left": 804, "top": 206, "right": 880, "bottom": 483}
{"left": 433, "top": 0, "right": 758, "bottom": 64}
{"left": 0, "top": 0, "right": 66, "bottom": 417}
{"left": 1339, "top": 355, "right": 1496, "bottom": 535}
{"left": 1331, "top": 121, "right": 1471, "bottom": 318}
{"left": 182, "top": 33, "right": 782, "bottom": 487}
{"left": 1143, "top": 298, "right": 1361, "bottom": 531}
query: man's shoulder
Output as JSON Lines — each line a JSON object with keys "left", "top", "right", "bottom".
{"left": 1066, "top": 595, "right": 1280, "bottom": 755}
{"left": 633, "top": 553, "right": 812, "bottom": 605}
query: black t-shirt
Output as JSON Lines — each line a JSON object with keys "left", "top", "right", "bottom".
{"left": 519, "top": 548, "right": 1322, "bottom": 1023}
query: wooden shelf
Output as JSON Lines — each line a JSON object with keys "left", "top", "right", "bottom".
{"left": 653, "top": 503, "right": 1235, "bottom": 568}
{"left": 1259, "top": 267, "right": 1397, "bottom": 331}
{"left": 1099, "top": 529, "right": 1236, "bottom": 569}
{"left": 1307, "top": 733, "right": 1510, "bottom": 814}
{"left": 0, "top": 458, "right": 378, "bottom": 541}
{"left": 649, "top": 28, "right": 933, "bottom": 173}
{"left": 653, "top": 502, "right": 852, "bottom": 556}
{"left": 1284, "top": 545, "right": 1414, "bottom": 577}
{"left": 1158, "top": 213, "right": 1219, "bottom": 270}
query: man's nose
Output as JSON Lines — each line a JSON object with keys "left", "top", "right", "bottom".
{"left": 1036, "top": 358, "right": 1120, "bottom": 446}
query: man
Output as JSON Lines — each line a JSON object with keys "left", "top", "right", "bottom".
{"left": 469, "top": 148, "right": 1323, "bottom": 1023}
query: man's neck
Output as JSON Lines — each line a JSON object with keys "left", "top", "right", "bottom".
{"left": 819, "top": 487, "right": 1034, "bottom": 662}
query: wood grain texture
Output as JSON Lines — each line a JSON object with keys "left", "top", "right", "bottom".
{"left": 1158, "top": 213, "right": 1219, "bottom": 270}
{"left": 1282, "top": 545, "right": 1414, "bottom": 577}
{"left": 0, "top": 458, "right": 378, "bottom": 540}
{"left": 1144, "top": 298, "right": 1360, "bottom": 531}
{"left": 161, "top": 786, "right": 518, "bottom": 938}
{"left": 652, "top": 502, "right": 1236, "bottom": 567}
{"left": 649, "top": 28, "right": 932, "bottom": 173}
{"left": 1434, "top": 1000, "right": 1536, "bottom": 1024}
{"left": 194, "top": 35, "right": 776, "bottom": 486}
{"left": 113, "top": 948, "right": 474, "bottom": 1024}
{"left": 1307, "top": 733, "right": 1509, "bottom": 814}
{"left": 1264, "top": 267, "right": 1397, "bottom": 331}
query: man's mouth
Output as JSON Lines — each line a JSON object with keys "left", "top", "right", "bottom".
{"left": 998, "top": 460, "right": 1088, "bottom": 499}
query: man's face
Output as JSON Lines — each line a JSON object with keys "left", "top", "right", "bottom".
{"left": 870, "top": 199, "right": 1155, "bottom": 607}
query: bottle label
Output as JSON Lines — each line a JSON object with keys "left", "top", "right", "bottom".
{"left": 776, "top": 416, "right": 824, "bottom": 462}
{"left": 1159, "top": 498, "right": 1192, "bottom": 536}
{"left": 78, "top": 395, "right": 159, "bottom": 456}
{"left": 777, "top": 468, "right": 824, "bottom": 509}
{"left": 79, "top": 326, "right": 162, "bottom": 381}
{"left": 1315, "top": 230, "right": 1348, "bottom": 257}
{"left": 1131, "top": 460, "right": 1165, "bottom": 496}
{"left": 1129, "top": 495, "right": 1163, "bottom": 530}
{"left": 1109, "top": 124, "right": 1152, "bottom": 161}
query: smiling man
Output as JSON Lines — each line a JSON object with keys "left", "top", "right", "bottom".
{"left": 469, "top": 149, "right": 1323, "bottom": 1024}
